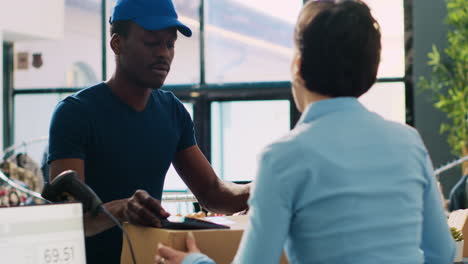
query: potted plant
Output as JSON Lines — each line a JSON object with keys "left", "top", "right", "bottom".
{"left": 418, "top": 0, "right": 468, "bottom": 173}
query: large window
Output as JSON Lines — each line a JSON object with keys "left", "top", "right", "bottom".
{"left": 13, "top": 94, "right": 70, "bottom": 163}
{"left": 360, "top": 0, "right": 406, "bottom": 124}
{"left": 360, "top": 82, "right": 406, "bottom": 123}
{"left": 366, "top": 0, "right": 405, "bottom": 79}
{"left": 211, "top": 100, "right": 291, "bottom": 181}
{"left": 205, "top": 0, "right": 301, "bottom": 83}
{"left": 163, "top": 102, "right": 194, "bottom": 191}
{"left": 6, "top": 0, "right": 410, "bottom": 195}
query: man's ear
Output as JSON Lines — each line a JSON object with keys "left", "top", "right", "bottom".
{"left": 110, "top": 33, "right": 123, "bottom": 55}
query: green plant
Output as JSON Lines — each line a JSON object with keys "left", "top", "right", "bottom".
{"left": 451, "top": 227, "right": 465, "bottom": 242}
{"left": 418, "top": 0, "right": 468, "bottom": 171}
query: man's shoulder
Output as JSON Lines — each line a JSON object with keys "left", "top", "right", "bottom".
{"left": 54, "top": 83, "right": 107, "bottom": 115}
{"left": 153, "top": 88, "right": 178, "bottom": 102}
{"left": 62, "top": 83, "right": 107, "bottom": 104}
{"left": 69, "top": 82, "right": 107, "bottom": 101}
{"left": 153, "top": 89, "right": 186, "bottom": 109}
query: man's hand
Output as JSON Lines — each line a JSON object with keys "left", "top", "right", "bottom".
{"left": 123, "top": 190, "right": 170, "bottom": 227}
{"left": 155, "top": 232, "right": 200, "bottom": 264}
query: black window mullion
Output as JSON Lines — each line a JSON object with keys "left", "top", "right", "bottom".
{"left": 199, "top": 0, "right": 206, "bottom": 86}
{"left": 101, "top": 0, "right": 107, "bottom": 81}
{"left": 3, "top": 42, "right": 14, "bottom": 149}
{"left": 193, "top": 95, "right": 211, "bottom": 162}
{"left": 404, "top": 0, "right": 414, "bottom": 126}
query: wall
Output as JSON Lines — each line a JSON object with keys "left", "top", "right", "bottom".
{"left": 14, "top": 6, "right": 101, "bottom": 89}
{"left": 413, "top": 0, "right": 459, "bottom": 196}
{"left": 0, "top": 0, "right": 64, "bottom": 42}
{"left": 0, "top": 1, "right": 64, "bottom": 151}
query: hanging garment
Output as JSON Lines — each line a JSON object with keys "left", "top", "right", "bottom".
{"left": 0, "top": 183, "right": 28, "bottom": 207}
{"left": 6, "top": 153, "right": 44, "bottom": 192}
{"left": 0, "top": 157, "right": 46, "bottom": 205}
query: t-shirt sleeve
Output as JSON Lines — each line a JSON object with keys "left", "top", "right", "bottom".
{"left": 48, "top": 98, "right": 90, "bottom": 163}
{"left": 174, "top": 97, "right": 196, "bottom": 152}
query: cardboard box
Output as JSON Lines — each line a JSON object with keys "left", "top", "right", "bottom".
{"left": 121, "top": 215, "right": 288, "bottom": 264}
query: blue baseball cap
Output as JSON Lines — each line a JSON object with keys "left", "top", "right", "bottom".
{"left": 110, "top": 0, "right": 192, "bottom": 37}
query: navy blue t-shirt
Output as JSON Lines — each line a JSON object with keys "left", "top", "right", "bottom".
{"left": 48, "top": 83, "right": 196, "bottom": 263}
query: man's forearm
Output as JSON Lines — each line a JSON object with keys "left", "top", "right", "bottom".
{"left": 198, "top": 181, "right": 250, "bottom": 214}
{"left": 83, "top": 198, "right": 127, "bottom": 237}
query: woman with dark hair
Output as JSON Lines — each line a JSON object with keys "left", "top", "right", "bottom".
{"left": 156, "top": 1, "right": 455, "bottom": 263}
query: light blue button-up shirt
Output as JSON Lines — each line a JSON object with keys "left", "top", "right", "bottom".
{"left": 183, "top": 97, "right": 455, "bottom": 264}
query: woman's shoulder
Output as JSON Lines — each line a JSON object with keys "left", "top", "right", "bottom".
{"left": 258, "top": 129, "right": 310, "bottom": 169}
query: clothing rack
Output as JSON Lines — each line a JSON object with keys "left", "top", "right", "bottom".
{"left": 6, "top": 137, "right": 459, "bottom": 202}
{"left": 1, "top": 136, "right": 49, "bottom": 160}
{"left": 161, "top": 193, "right": 197, "bottom": 202}
{"left": 0, "top": 170, "right": 49, "bottom": 203}
{"left": 0, "top": 136, "right": 49, "bottom": 206}
{"left": 0, "top": 137, "right": 198, "bottom": 203}
{"left": 434, "top": 155, "right": 468, "bottom": 179}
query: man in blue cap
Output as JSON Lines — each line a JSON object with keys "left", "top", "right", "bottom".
{"left": 47, "top": 0, "right": 250, "bottom": 263}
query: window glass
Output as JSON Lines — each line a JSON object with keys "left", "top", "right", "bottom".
{"left": 364, "top": 0, "right": 405, "bottom": 78}
{"left": 204, "top": 0, "right": 404, "bottom": 83}
{"left": 211, "top": 100, "right": 291, "bottom": 182}
{"left": 163, "top": 102, "right": 194, "bottom": 191}
{"left": 13, "top": 94, "right": 71, "bottom": 164}
{"left": 205, "top": 0, "right": 302, "bottom": 83}
{"left": 161, "top": 199, "right": 196, "bottom": 216}
{"left": 359, "top": 82, "right": 406, "bottom": 123}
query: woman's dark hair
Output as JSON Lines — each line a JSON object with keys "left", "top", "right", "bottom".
{"left": 294, "top": 0, "right": 381, "bottom": 97}
{"left": 109, "top": 20, "right": 133, "bottom": 38}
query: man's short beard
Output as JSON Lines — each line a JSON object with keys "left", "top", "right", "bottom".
{"left": 129, "top": 72, "right": 165, "bottom": 90}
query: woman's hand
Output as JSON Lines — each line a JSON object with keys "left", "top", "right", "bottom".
{"left": 155, "top": 232, "right": 200, "bottom": 264}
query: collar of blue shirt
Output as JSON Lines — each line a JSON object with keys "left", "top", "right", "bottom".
{"left": 296, "top": 97, "right": 366, "bottom": 126}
